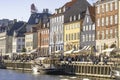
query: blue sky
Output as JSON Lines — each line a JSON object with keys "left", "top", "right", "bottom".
{"left": 0, "top": 0, "right": 95, "bottom": 22}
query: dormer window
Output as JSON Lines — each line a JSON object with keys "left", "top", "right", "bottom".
{"left": 70, "top": 16, "right": 72, "bottom": 22}
{"left": 63, "top": 6, "right": 66, "bottom": 12}
{"left": 55, "top": 9, "right": 57, "bottom": 14}
{"left": 35, "top": 18, "right": 39, "bottom": 23}
{"left": 78, "top": 14, "right": 80, "bottom": 20}
{"left": 59, "top": 9, "right": 61, "bottom": 13}
{"left": 47, "top": 23, "right": 49, "bottom": 27}
{"left": 74, "top": 15, "right": 76, "bottom": 21}
{"left": 43, "top": 24, "right": 46, "bottom": 28}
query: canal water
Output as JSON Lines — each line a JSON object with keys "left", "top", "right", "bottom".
{"left": 0, "top": 69, "right": 115, "bottom": 80}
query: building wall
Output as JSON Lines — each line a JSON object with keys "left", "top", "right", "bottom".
{"left": 95, "top": 0, "right": 118, "bottom": 53}
{"left": 49, "top": 15, "right": 64, "bottom": 54}
{"left": 64, "top": 21, "right": 81, "bottom": 51}
{"left": 33, "top": 32, "right": 38, "bottom": 49}
{"left": 41, "top": 28, "right": 49, "bottom": 56}
{"left": 0, "top": 32, "right": 6, "bottom": 55}
{"left": 118, "top": 1, "right": 120, "bottom": 48}
{"left": 25, "top": 33, "right": 33, "bottom": 52}
{"left": 12, "top": 37, "right": 25, "bottom": 53}
{"left": 80, "top": 8, "right": 96, "bottom": 49}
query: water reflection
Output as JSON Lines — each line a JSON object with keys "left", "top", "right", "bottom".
{"left": 0, "top": 69, "right": 115, "bottom": 80}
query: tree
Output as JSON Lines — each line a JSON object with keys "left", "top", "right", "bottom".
{"left": 110, "top": 43, "right": 116, "bottom": 48}
{"left": 103, "top": 43, "right": 108, "bottom": 50}
{"left": 22, "top": 47, "right": 26, "bottom": 52}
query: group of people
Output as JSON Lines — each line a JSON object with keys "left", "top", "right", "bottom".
{"left": 59, "top": 54, "right": 109, "bottom": 65}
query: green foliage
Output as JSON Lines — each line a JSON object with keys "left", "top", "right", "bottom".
{"left": 103, "top": 43, "right": 108, "bottom": 50}
{"left": 110, "top": 44, "right": 116, "bottom": 48}
{"left": 22, "top": 47, "right": 26, "bottom": 52}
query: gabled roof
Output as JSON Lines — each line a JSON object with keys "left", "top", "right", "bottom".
{"left": 15, "top": 23, "right": 26, "bottom": 37}
{"left": 64, "top": 0, "right": 91, "bottom": 23}
{"left": 27, "top": 13, "right": 51, "bottom": 25}
{"left": 7, "top": 21, "right": 25, "bottom": 36}
{"left": 51, "top": 0, "right": 77, "bottom": 17}
{"left": 88, "top": 6, "right": 95, "bottom": 23}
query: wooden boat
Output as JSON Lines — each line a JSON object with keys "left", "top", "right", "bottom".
{"left": 0, "top": 61, "right": 6, "bottom": 69}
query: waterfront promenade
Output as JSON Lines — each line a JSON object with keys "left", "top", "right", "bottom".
{"left": 2, "top": 58, "right": 120, "bottom": 78}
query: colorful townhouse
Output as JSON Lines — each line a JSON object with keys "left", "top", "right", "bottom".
{"left": 49, "top": 0, "right": 77, "bottom": 54}
{"left": 12, "top": 21, "right": 26, "bottom": 53}
{"left": 64, "top": 0, "right": 90, "bottom": 51}
{"left": 0, "top": 19, "right": 16, "bottom": 55}
{"left": 80, "top": 6, "right": 96, "bottom": 53}
{"left": 95, "top": 0, "right": 120, "bottom": 54}
{"left": 35, "top": 9, "right": 51, "bottom": 57}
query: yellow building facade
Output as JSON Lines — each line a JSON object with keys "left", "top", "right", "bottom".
{"left": 64, "top": 20, "right": 82, "bottom": 51}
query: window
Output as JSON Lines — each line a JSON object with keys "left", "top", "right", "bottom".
{"left": 102, "top": 4, "right": 104, "bottom": 12}
{"left": 97, "top": 18, "right": 100, "bottom": 26}
{"left": 86, "top": 34, "right": 88, "bottom": 41}
{"left": 35, "top": 18, "right": 39, "bottom": 23}
{"left": 110, "top": 16, "right": 113, "bottom": 25}
{"left": 74, "top": 33, "right": 76, "bottom": 40}
{"left": 106, "top": 3, "right": 108, "bottom": 12}
{"left": 110, "top": 29, "right": 113, "bottom": 38}
{"left": 92, "top": 34, "right": 95, "bottom": 41}
{"left": 18, "top": 45, "right": 21, "bottom": 49}
{"left": 115, "top": 1, "right": 118, "bottom": 10}
{"left": 86, "top": 25, "right": 88, "bottom": 31}
{"left": 18, "top": 39, "right": 21, "bottom": 42}
{"left": 92, "top": 24, "right": 95, "bottom": 30}
{"left": 22, "top": 39, "right": 25, "bottom": 42}
{"left": 74, "top": 15, "right": 76, "bottom": 21}
{"left": 97, "top": 5, "right": 100, "bottom": 14}
{"left": 102, "top": 31, "right": 104, "bottom": 39}
{"left": 115, "top": 15, "right": 118, "bottom": 24}
{"left": 89, "top": 25, "right": 91, "bottom": 30}
{"left": 70, "top": 16, "right": 72, "bottom": 22}
{"left": 78, "top": 14, "right": 80, "bottom": 20}
{"left": 87, "top": 17, "right": 89, "bottom": 23}
{"left": 110, "top": 2, "right": 113, "bottom": 11}
{"left": 102, "top": 18, "right": 104, "bottom": 26}
{"left": 106, "top": 30, "right": 108, "bottom": 39}
{"left": 106, "top": 17, "right": 108, "bottom": 26}
{"left": 89, "top": 34, "right": 91, "bottom": 41}
{"left": 83, "top": 35, "right": 85, "bottom": 42}
{"left": 83, "top": 26, "right": 85, "bottom": 31}
{"left": 97, "top": 31, "right": 100, "bottom": 40}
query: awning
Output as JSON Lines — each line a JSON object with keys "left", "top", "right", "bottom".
{"left": 35, "top": 57, "right": 47, "bottom": 61}
{"left": 73, "top": 49, "right": 81, "bottom": 54}
{"left": 51, "top": 50, "right": 62, "bottom": 54}
{"left": 64, "top": 49, "right": 74, "bottom": 55}
{"left": 27, "top": 49, "right": 37, "bottom": 54}
{"left": 102, "top": 48, "right": 120, "bottom": 53}
{"left": 55, "top": 50, "right": 62, "bottom": 54}
{"left": 102, "top": 48, "right": 114, "bottom": 53}
{"left": 80, "top": 46, "right": 91, "bottom": 52}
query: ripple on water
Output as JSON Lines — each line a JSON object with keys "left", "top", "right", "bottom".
{"left": 60, "top": 79, "right": 69, "bottom": 80}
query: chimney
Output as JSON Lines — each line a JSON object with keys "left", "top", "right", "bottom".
{"left": 43, "top": 9, "right": 49, "bottom": 13}
{"left": 14, "top": 19, "right": 17, "bottom": 23}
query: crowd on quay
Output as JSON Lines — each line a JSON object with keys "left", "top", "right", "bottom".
{"left": 0, "top": 53, "right": 39, "bottom": 62}
{"left": 59, "top": 53, "right": 110, "bottom": 65}
{"left": 0, "top": 52, "right": 110, "bottom": 65}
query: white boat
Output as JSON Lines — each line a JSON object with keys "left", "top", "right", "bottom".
{"left": 82, "top": 78, "right": 90, "bottom": 80}
{"left": 31, "top": 57, "right": 49, "bottom": 74}
{"left": 111, "top": 70, "right": 120, "bottom": 79}
{"left": 32, "top": 57, "right": 65, "bottom": 75}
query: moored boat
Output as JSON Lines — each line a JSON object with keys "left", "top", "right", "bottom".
{"left": 0, "top": 61, "right": 6, "bottom": 69}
